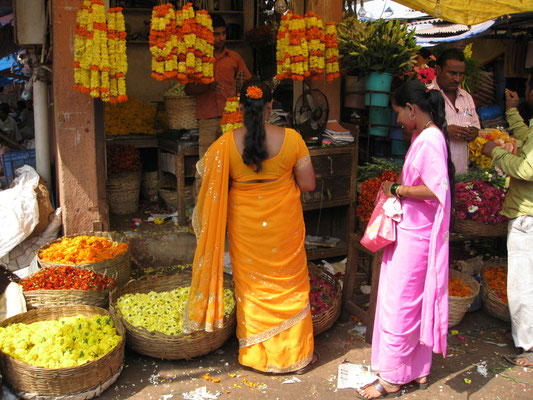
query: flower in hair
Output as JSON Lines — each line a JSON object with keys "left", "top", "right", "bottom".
{"left": 246, "top": 85, "right": 263, "bottom": 99}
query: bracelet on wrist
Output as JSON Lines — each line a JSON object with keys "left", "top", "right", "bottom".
{"left": 390, "top": 183, "right": 403, "bottom": 198}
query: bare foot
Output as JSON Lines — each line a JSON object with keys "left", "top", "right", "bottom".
{"left": 514, "top": 355, "right": 533, "bottom": 367}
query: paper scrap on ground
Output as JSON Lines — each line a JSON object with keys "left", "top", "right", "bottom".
{"left": 351, "top": 322, "right": 367, "bottom": 338}
{"left": 337, "top": 362, "right": 377, "bottom": 389}
{"left": 147, "top": 211, "right": 179, "bottom": 222}
{"left": 282, "top": 377, "right": 302, "bottom": 384}
{"left": 182, "top": 386, "right": 220, "bottom": 400}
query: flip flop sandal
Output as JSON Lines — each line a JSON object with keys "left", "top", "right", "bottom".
{"left": 503, "top": 351, "right": 533, "bottom": 367}
{"left": 355, "top": 379, "right": 402, "bottom": 399}
{"left": 294, "top": 352, "right": 320, "bottom": 375}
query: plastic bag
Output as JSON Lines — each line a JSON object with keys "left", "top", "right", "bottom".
{"left": 360, "top": 184, "right": 397, "bottom": 252}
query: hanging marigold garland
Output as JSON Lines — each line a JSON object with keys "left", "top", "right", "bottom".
{"left": 324, "top": 21, "right": 340, "bottom": 81}
{"left": 149, "top": 3, "right": 177, "bottom": 81}
{"left": 221, "top": 97, "right": 243, "bottom": 134}
{"left": 275, "top": 11, "right": 339, "bottom": 82}
{"left": 194, "top": 9, "right": 215, "bottom": 84}
{"left": 73, "top": 0, "right": 128, "bottom": 102}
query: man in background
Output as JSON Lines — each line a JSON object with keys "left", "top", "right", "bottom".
{"left": 185, "top": 14, "right": 251, "bottom": 158}
{"left": 0, "top": 102, "right": 22, "bottom": 177}
{"left": 430, "top": 48, "right": 481, "bottom": 174}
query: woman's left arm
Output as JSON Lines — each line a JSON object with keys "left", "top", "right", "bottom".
{"left": 382, "top": 181, "right": 437, "bottom": 200}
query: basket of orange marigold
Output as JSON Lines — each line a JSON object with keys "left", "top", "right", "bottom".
{"left": 448, "top": 269, "right": 480, "bottom": 327}
{"left": 37, "top": 232, "right": 131, "bottom": 287}
{"left": 481, "top": 261, "right": 510, "bottom": 323}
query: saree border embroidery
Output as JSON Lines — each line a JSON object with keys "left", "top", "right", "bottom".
{"left": 265, "top": 353, "right": 313, "bottom": 374}
{"left": 238, "top": 302, "right": 310, "bottom": 348}
{"left": 295, "top": 154, "right": 310, "bottom": 168}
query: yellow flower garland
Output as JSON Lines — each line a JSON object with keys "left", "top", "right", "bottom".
{"left": 108, "top": 7, "right": 128, "bottom": 103}
{"left": 324, "top": 22, "right": 340, "bottom": 81}
{"left": 304, "top": 11, "right": 326, "bottom": 80}
{"left": 221, "top": 96, "right": 243, "bottom": 133}
{"left": 73, "top": 0, "right": 91, "bottom": 93}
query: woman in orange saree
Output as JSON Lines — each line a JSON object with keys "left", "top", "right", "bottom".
{"left": 184, "top": 81, "right": 317, "bottom": 373}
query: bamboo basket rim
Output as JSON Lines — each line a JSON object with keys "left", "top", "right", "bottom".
{"left": 0, "top": 305, "right": 125, "bottom": 398}
{"left": 451, "top": 217, "right": 508, "bottom": 237}
{"left": 480, "top": 259, "right": 510, "bottom": 323}
{"left": 448, "top": 268, "right": 481, "bottom": 326}
{"left": 449, "top": 268, "right": 480, "bottom": 300}
{"left": 309, "top": 263, "right": 342, "bottom": 336}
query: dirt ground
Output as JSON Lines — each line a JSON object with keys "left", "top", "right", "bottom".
{"left": 9, "top": 309, "right": 521, "bottom": 400}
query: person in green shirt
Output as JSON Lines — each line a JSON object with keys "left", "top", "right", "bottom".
{"left": 482, "top": 87, "right": 533, "bottom": 368}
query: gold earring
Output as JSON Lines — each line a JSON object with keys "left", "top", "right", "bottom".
{"left": 409, "top": 113, "right": 415, "bottom": 120}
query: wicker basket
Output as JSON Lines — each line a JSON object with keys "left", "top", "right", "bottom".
{"left": 309, "top": 263, "right": 342, "bottom": 336}
{"left": 481, "top": 260, "right": 511, "bottom": 323}
{"left": 106, "top": 170, "right": 141, "bottom": 215}
{"left": 109, "top": 270, "right": 236, "bottom": 360}
{"left": 448, "top": 269, "right": 481, "bottom": 327}
{"left": 37, "top": 231, "right": 131, "bottom": 287}
{"left": 451, "top": 217, "right": 508, "bottom": 237}
{"left": 164, "top": 95, "right": 199, "bottom": 130}
{"left": 158, "top": 186, "right": 178, "bottom": 208}
{"left": 141, "top": 170, "right": 159, "bottom": 200}
{"left": 0, "top": 305, "right": 125, "bottom": 399}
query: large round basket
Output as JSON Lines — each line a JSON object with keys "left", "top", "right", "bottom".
{"left": 481, "top": 260, "right": 511, "bottom": 323}
{"left": 164, "top": 96, "right": 199, "bottom": 130}
{"left": 0, "top": 305, "right": 125, "bottom": 400}
{"left": 448, "top": 269, "right": 480, "bottom": 327}
{"left": 451, "top": 217, "right": 508, "bottom": 237}
{"left": 158, "top": 186, "right": 178, "bottom": 208}
{"left": 109, "top": 270, "right": 236, "bottom": 360}
{"left": 37, "top": 231, "right": 131, "bottom": 287}
{"left": 106, "top": 170, "right": 141, "bottom": 215}
{"left": 141, "top": 170, "right": 159, "bottom": 200}
{"left": 309, "top": 263, "right": 342, "bottom": 336}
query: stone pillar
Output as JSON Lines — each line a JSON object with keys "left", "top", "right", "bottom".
{"left": 307, "top": 0, "right": 343, "bottom": 122}
{"left": 51, "top": 0, "right": 109, "bottom": 234}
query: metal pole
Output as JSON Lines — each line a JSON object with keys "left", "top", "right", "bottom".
{"left": 33, "top": 66, "right": 51, "bottom": 191}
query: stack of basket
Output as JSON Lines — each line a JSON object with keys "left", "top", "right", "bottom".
{"left": 109, "top": 270, "right": 236, "bottom": 360}
{"left": 0, "top": 305, "right": 125, "bottom": 400}
{"left": 448, "top": 269, "right": 481, "bottom": 327}
{"left": 164, "top": 96, "right": 199, "bottom": 131}
{"left": 107, "top": 170, "right": 142, "bottom": 215}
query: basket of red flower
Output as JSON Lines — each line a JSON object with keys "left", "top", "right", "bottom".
{"left": 20, "top": 266, "right": 116, "bottom": 310}
{"left": 309, "top": 263, "right": 342, "bottom": 336}
{"left": 452, "top": 180, "right": 508, "bottom": 237}
{"left": 448, "top": 269, "right": 480, "bottom": 327}
{"left": 481, "top": 261, "right": 510, "bottom": 323}
{"left": 106, "top": 144, "right": 142, "bottom": 215}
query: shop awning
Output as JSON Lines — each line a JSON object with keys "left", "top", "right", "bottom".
{"left": 394, "top": 0, "right": 533, "bottom": 25}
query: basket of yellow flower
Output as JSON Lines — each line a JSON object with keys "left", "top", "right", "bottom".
{"left": 0, "top": 305, "right": 125, "bottom": 399}
{"left": 37, "top": 231, "right": 131, "bottom": 287}
{"left": 448, "top": 269, "right": 480, "bottom": 327}
{"left": 109, "top": 270, "right": 236, "bottom": 360}
{"left": 309, "top": 263, "right": 342, "bottom": 336}
{"left": 481, "top": 260, "right": 511, "bottom": 323}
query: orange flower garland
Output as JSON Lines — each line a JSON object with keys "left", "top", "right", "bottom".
{"left": 356, "top": 170, "right": 400, "bottom": 222}
{"left": 449, "top": 277, "right": 472, "bottom": 297}
{"left": 304, "top": 11, "right": 325, "bottom": 80}
{"left": 221, "top": 96, "right": 243, "bottom": 133}
{"left": 149, "top": 3, "right": 177, "bottom": 81}
{"left": 484, "top": 266, "right": 508, "bottom": 304}
{"left": 107, "top": 7, "right": 128, "bottom": 103}
{"left": 275, "top": 12, "right": 291, "bottom": 80}
{"left": 324, "top": 22, "right": 340, "bottom": 81}
{"left": 73, "top": 0, "right": 91, "bottom": 93}
{"left": 39, "top": 236, "right": 128, "bottom": 265}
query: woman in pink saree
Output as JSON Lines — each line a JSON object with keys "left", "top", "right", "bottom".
{"left": 357, "top": 80, "right": 454, "bottom": 399}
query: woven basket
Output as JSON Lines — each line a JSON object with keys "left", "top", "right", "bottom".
{"left": 481, "top": 260, "right": 511, "bottom": 323}
{"left": 141, "top": 170, "right": 159, "bottom": 200}
{"left": 23, "top": 287, "right": 111, "bottom": 310}
{"left": 109, "top": 270, "right": 236, "bottom": 360}
{"left": 448, "top": 269, "right": 480, "bottom": 327}
{"left": 158, "top": 186, "right": 178, "bottom": 208}
{"left": 106, "top": 170, "right": 141, "bottom": 215}
{"left": 309, "top": 263, "right": 342, "bottom": 336}
{"left": 451, "top": 217, "right": 508, "bottom": 237}
{"left": 37, "top": 231, "right": 131, "bottom": 287}
{"left": 0, "top": 305, "right": 125, "bottom": 399}
{"left": 164, "top": 96, "right": 199, "bottom": 130}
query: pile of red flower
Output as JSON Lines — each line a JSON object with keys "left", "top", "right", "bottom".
{"left": 20, "top": 266, "right": 115, "bottom": 291}
{"left": 356, "top": 170, "right": 400, "bottom": 222}
{"left": 454, "top": 180, "right": 508, "bottom": 224}
{"left": 309, "top": 275, "right": 337, "bottom": 316}
{"left": 106, "top": 143, "right": 141, "bottom": 175}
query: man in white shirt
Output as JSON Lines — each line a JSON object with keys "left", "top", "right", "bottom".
{"left": 430, "top": 48, "right": 481, "bottom": 174}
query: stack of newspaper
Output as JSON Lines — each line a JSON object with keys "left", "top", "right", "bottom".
{"left": 323, "top": 120, "right": 354, "bottom": 144}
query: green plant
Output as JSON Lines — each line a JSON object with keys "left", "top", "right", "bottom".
{"left": 337, "top": 18, "right": 420, "bottom": 77}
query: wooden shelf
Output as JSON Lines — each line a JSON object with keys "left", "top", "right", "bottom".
{"left": 306, "top": 239, "right": 347, "bottom": 261}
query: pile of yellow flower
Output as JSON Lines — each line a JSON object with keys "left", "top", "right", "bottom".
{"left": 469, "top": 128, "right": 517, "bottom": 169}
{"left": 150, "top": 3, "right": 214, "bottom": 84}
{"left": 276, "top": 11, "right": 339, "bottom": 82}
{"left": 220, "top": 96, "right": 243, "bottom": 133}
{"left": 73, "top": 1, "right": 127, "bottom": 102}
{"left": 105, "top": 97, "right": 165, "bottom": 136}
{"left": 116, "top": 286, "right": 235, "bottom": 335}
{"left": 0, "top": 315, "right": 121, "bottom": 368}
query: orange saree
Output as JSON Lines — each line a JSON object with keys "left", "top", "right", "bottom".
{"left": 185, "top": 129, "right": 314, "bottom": 373}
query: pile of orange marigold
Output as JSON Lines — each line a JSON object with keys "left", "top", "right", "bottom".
{"left": 356, "top": 169, "right": 399, "bottom": 222}
{"left": 483, "top": 265, "right": 508, "bottom": 304}
{"left": 39, "top": 236, "right": 128, "bottom": 265}
{"left": 449, "top": 276, "right": 472, "bottom": 297}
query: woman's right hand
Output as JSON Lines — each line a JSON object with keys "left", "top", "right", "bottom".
{"left": 505, "top": 89, "right": 519, "bottom": 111}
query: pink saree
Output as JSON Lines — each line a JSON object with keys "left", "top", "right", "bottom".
{"left": 371, "top": 127, "right": 451, "bottom": 385}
